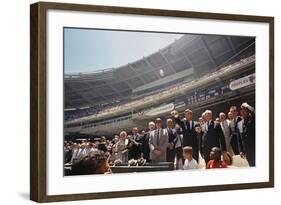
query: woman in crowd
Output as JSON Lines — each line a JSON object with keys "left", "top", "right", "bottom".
{"left": 115, "top": 131, "right": 129, "bottom": 163}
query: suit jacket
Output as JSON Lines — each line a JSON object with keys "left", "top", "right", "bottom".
{"left": 64, "top": 149, "right": 73, "bottom": 163}
{"left": 202, "top": 120, "right": 227, "bottom": 157}
{"left": 240, "top": 110, "right": 255, "bottom": 166}
{"left": 174, "top": 117, "right": 199, "bottom": 150}
{"left": 220, "top": 120, "right": 231, "bottom": 151}
{"left": 141, "top": 131, "right": 152, "bottom": 161}
{"left": 149, "top": 128, "right": 168, "bottom": 162}
{"left": 166, "top": 128, "right": 177, "bottom": 144}
{"left": 174, "top": 127, "right": 184, "bottom": 149}
{"left": 128, "top": 134, "right": 142, "bottom": 160}
{"left": 229, "top": 116, "right": 244, "bottom": 154}
{"left": 230, "top": 116, "right": 242, "bottom": 133}
{"left": 229, "top": 116, "right": 243, "bottom": 143}
{"left": 166, "top": 128, "right": 177, "bottom": 162}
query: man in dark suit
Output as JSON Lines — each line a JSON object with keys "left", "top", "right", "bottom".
{"left": 201, "top": 110, "right": 229, "bottom": 165}
{"left": 128, "top": 127, "right": 142, "bottom": 160}
{"left": 166, "top": 118, "right": 177, "bottom": 163}
{"left": 239, "top": 103, "right": 255, "bottom": 167}
{"left": 171, "top": 109, "right": 199, "bottom": 162}
{"left": 141, "top": 121, "right": 155, "bottom": 162}
{"left": 174, "top": 124, "right": 184, "bottom": 169}
{"left": 64, "top": 143, "right": 73, "bottom": 163}
{"left": 229, "top": 106, "right": 243, "bottom": 155}
{"left": 195, "top": 125, "right": 204, "bottom": 159}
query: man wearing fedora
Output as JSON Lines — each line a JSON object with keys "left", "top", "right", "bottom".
{"left": 149, "top": 118, "right": 169, "bottom": 163}
{"left": 239, "top": 102, "right": 255, "bottom": 167}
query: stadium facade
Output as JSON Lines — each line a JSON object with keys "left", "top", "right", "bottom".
{"left": 64, "top": 34, "right": 255, "bottom": 140}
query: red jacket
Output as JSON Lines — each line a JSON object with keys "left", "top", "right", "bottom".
{"left": 207, "top": 160, "right": 228, "bottom": 169}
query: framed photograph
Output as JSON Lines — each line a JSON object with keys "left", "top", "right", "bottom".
{"left": 30, "top": 1, "right": 274, "bottom": 202}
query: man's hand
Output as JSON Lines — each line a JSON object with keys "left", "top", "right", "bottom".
{"left": 121, "top": 149, "right": 128, "bottom": 154}
{"left": 171, "top": 110, "right": 179, "bottom": 118}
{"left": 222, "top": 151, "right": 230, "bottom": 161}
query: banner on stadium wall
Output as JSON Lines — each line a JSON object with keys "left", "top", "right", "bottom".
{"left": 175, "top": 101, "right": 186, "bottom": 109}
{"left": 145, "top": 103, "right": 175, "bottom": 116}
{"left": 229, "top": 73, "right": 255, "bottom": 91}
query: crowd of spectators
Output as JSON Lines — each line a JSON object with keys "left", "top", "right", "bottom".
{"left": 64, "top": 100, "right": 121, "bottom": 121}
{"left": 65, "top": 55, "right": 255, "bottom": 124}
{"left": 64, "top": 102, "right": 255, "bottom": 175}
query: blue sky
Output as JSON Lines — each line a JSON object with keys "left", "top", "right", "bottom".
{"left": 64, "top": 28, "right": 183, "bottom": 73}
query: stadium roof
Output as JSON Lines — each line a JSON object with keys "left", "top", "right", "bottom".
{"left": 64, "top": 34, "right": 255, "bottom": 109}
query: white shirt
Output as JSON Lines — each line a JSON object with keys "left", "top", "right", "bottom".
{"left": 71, "top": 148, "right": 78, "bottom": 162}
{"left": 184, "top": 120, "right": 193, "bottom": 130}
{"left": 237, "top": 119, "right": 244, "bottom": 134}
{"left": 183, "top": 158, "right": 198, "bottom": 170}
{"left": 205, "top": 120, "right": 212, "bottom": 132}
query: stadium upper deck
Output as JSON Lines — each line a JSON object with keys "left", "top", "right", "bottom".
{"left": 64, "top": 34, "right": 255, "bottom": 110}
{"left": 65, "top": 55, "right": 255, "bottom": 130}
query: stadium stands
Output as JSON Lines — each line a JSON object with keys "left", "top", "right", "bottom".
{"left": 64, "top": 35, "right": 255, "bottom": 109}
{"left": 65, "top": 55, "right": 254, "bottom": 123}
{"left": 64, "top": 34, "right": 255, "bottom": 137}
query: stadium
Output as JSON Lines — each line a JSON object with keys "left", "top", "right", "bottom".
{"left": 64, "top": 34, "right": 255, "bottom": 141}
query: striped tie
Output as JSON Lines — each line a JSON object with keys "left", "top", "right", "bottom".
{"left": 156, "top": 129, "right": 160, "bottom": 146}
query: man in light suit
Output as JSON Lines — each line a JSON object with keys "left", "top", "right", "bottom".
{"left": 219, "top": 112, "right": 232, "bottom": 155}
{"left": 229, "top": 106, "right": 243, "bottom": 155}
{"left": 149, "top": 118, "right": 169, "bottom": 163}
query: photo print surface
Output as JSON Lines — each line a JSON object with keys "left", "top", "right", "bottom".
{"left": 63, "top": 28, "right": 256, "bottom": 176}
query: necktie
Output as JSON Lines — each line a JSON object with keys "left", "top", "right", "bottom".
{"left": 156, "top": 129, "right": 160, "bottom": 146}
{"left": 168, "top": 128, "right": 173, "bottom": 142}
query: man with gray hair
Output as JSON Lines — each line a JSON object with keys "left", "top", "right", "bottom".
{"left": 141, "top": 121, "right": 155, "bottom": 162}
{"left": 149, "top": 118, "right": 168, "bottom": 162}
{"left": 166, "top": 118, "right": 177, "bottom": 163}
{"left": 201, "top": 110, "right": 228, "bottom": 165}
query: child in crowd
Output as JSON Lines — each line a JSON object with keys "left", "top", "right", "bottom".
{"left": 182, "top": 146, "right": 198, "bottom": 170}
{"left": 207, "top": 147, "right": 228, "bottom": 169}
